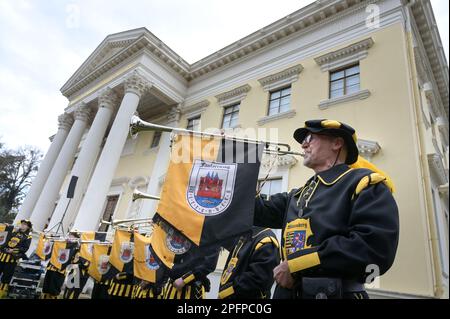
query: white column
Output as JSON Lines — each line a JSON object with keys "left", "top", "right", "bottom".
{"left": 14, "top": 114, "right": 73, "bottom": 223}
{"left": 72, "top": 71, "right": 150, "bottom": 231}
{"left": 47, "top": 88, "right": 119, "bottom": 233}
{"left": 139, "top": 106, "right": 180, "bottom": 218}
{"left": 30, "top": 103, "right": 92, "bottom": 231}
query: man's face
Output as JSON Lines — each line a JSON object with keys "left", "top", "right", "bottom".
{"left": 301, "top": 133, "right": 341, "bottom": 170}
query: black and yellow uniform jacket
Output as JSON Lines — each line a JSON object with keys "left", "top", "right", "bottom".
{"left": 0, "top": 230, "right": 31, "bottom": 263}
{"left": 70, "top": 251, "right": 90, "bottom": 278}
{"left": 218, "top": 227, "right": 280, "bottom": 299}
{"left": 169, "top": 245, "right": 220, "bottom": 291}
{"left": 162, "top": 246, "right": 220, "bottom": 299}
{"left": 254, "top": 164, "right": 399, "bottom": 284}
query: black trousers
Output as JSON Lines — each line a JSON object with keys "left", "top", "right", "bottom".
{"left": 0, "top": 260, "right": 17, "bottom": 285}
{"left": 273, "top": 285, "right": 370, "bottom": 299}
{"left": 91, "top": 280, "right": 110, "bottom": 299}
{"left": 42, "top": 269, "right": 65, "bottom": 296}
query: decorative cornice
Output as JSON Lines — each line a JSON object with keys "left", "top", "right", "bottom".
{"left": 357, "top": 139, "right": 381, "bottom": 160}
{"left": 318, "top": 89, "right": 371, "bottom": 109}
{"left": 61, "top": 0, "right": 373, "bottom": 97}
{"left": 261, "top": 154, "right": 297, "bottom": 170}
{"left": 98, "top": 87, "right": 119, "bottom": 111}
{"left": 410, "top": 1, "right": 449, "bottom": 120}
{"left": 57, "top": 113, "right": 74, "bottom": 131}
{"left": 215, "top": 84, "right": 251, "bottom": 107}
{"left": 427, "top": 153, "right": 448, "bottom": 185}
{"left": 257, "top": 109, "right": 296, "bottom": 126}
{"left": 258, "top": 64, "right": 303, "bottom": 91}
{"left": 111, "top": 176, "right": 130, "bottom": 187}
{"left": 128, "top": 176, "right": 149, "bottom": 189}
{"left": 124, "top": 71, "right": 151, "bottom": 97}
{"left": 180, "top": 100, "right": 210, "bottom": 116}
{"left": 167, "top": 106, "right": 181, "bottom": 124}
{"left": 314, "top": 38, "right": 374, "bottom": 71}
{"left": 436, "top": 116, "right": 449, "bottom": 146}
{"left": 188, "top": 0, "right": 377, "bottom": 80}
{"left": 438, "top": 183, "right": 449, "bottom": 196}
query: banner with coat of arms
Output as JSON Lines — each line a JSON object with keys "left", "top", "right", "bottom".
{"left": 35, "top": 234, "right": 53, "bottom": 261}
{"left": 155, "top": 134, "right": 263, "bottom": 247}
{"left": 0, "top": 224, "right": 13, "bottom": 248}
{"left": 79, "top": 231, "right": 107, "bottom": 263}
{"left": 109, "top": 229, "right": 134, "bottom": 275}
{"left": 133, "top": 232, "right": 165, "bottom": 285}
{"left": 49, "top": 240, "right": 77, "bottom": 270}
{"left": 88, "top": 243, "right": 112, "bottom": 282}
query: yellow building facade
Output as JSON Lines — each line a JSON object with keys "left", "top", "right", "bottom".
{"left": 18, "top": 0, "right": 448, "bottom": 298}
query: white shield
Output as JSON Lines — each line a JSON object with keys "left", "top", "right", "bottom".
{"left": 165, "top": 225, "right": 191, "bottom": 255}
{"left": 186, "top": 160, "right": 237, "bottom": 216}
{"left": 97, "top": 255, "right": 111, "bottom": 275}
{"left": 144, "top": 244, "right": 159, "bottom": 270}
{"left": 0, "top": 231, "right": 7, "bottom": 245}
{"left": 119, "top": 242, "right": 134, "bottom": 263}
{"left": 43, "top": 241, "right": 53, "bottom": 256}
{"left": 57, "top": 248, "right": 70, "bottom": 265}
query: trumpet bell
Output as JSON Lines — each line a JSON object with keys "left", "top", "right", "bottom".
{"left": 132, "top": 190, "right": 161, "bottom": 202}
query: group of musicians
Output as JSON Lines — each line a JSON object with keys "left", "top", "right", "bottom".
{"left": 0, "top": 119, "right": 399, "bottom": 300}
{"left": 0, "top": 220, "right": 279, "bottom": 299}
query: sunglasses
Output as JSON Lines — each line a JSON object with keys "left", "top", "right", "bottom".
{"left": 302, "top": 132, "right": 336, "bottom": 145}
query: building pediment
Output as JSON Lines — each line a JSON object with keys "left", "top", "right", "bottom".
{"left": 61, "top": 28, "right": 191, "bottom": 98}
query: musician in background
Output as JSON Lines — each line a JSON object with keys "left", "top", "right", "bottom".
{"left": 0, "top": 220, "right": 32, "bottom": 299}
{"left": 62, "top": 250, "right": 90, "bottom": 299}
{"left": 218, "top": 226, "right": 280, "bottom": 299}
{"left": 40, "top": 231, "right": 80, "bottom": 299}
{"left": 162, "top": 246, "right": 220, "bottom": 299}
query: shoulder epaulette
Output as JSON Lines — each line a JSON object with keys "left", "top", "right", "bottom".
{"left": 255, "top": 236, "right": 279, "bottom": 251}
{"left": 352, "top": 173, "right": 387, "bottom": 200}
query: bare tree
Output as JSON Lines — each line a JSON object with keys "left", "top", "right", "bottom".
{"left": 0, "top": 141, "right": 42, "bottom": 223}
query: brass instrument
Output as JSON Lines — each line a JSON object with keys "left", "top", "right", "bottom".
{"left": 101, "top": 217, "right": 152, "bottom": 227}
{"left": 130, "top": 115, "right": 304, "bottom": 157}
{"left": 132, "top": 190, "right": 161, "bottom": 202}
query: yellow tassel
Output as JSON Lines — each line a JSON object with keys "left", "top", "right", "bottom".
{"left": 350, "top": 155, "right": 395, "bottom": 193}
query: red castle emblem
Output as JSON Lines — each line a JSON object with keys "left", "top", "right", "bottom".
{"left": 196, "top": 172, "right": 223, "bottom": 199}
{"left": 187, "top": 160, "right": 237, "bottom": 216}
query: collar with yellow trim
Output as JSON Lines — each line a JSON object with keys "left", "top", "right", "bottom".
{"left": 315, "top": 164, "right": 353, "bottom": 185}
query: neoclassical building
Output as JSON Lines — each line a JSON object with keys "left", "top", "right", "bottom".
{"left": 16, "top": 0, "right": 448, "bottom": 298}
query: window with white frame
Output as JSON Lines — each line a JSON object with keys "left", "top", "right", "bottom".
{"left": 187, "top": 116, "right": 201, "bottom": 131}
{"left": 258, "top": 178, "right": 283, "bottom": 199}
{"left": 329, "top": 64, "right": 360, "bottom": 98}
{"left": 222, "top": 104, "right": 240, "bottom": 129}
{"left": 268, "top": 86, "right": 291, "bottom": 116}
{"left": 98, "top": 195, "right": 119, "bottom": 232}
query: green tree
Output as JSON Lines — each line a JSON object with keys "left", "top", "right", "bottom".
{"left": 0, "top": 141, "right": 42, "bottom": 223}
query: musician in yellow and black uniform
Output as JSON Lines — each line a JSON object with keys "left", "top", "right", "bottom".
{"left": 62, "top": 250, "right": 90, "bottom": 299}
{"left": 107, "top": 271, "right": 134, "bottom": 299}
{"left": 254, "top": 120, "right": 399, "bottom": 299}
{"left": 0, "top": 220, "right": 32, "bottom": 298}
{"left": 132, "top": 279, "right": 164, "bottom": 299}
{"left": 218, "top": 226, "right": 280, "bottom": 299}
{"left": 162, "top": 246, "right": 220, "bottom": 299}
{"left": 41, "top": 231, "right": 80, "bottom": 299}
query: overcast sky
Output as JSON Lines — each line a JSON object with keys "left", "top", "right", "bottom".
{"left": 0, "top": 0, "right": 448, "bottom": 153}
